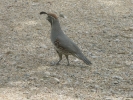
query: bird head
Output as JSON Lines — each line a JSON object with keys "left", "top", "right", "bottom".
{"left": 40, "top": 12, "right": 58, "bottom": 26}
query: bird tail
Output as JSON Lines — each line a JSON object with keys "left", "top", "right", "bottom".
{"left": 74, "top": 53, "right": 92, "bottom": 65}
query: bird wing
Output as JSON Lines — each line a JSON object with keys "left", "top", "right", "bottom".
{"left": 54, "top": 34, "right": 81, "bottom": 54}
{"left": 53, "top": 34, "right": 92, "bottom": 65}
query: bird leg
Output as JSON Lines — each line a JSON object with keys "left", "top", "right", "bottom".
{"left": 56, "top": 51, "right": 62, "bottom": 65}
{"left": 65, "top": 55, "right": 70, "bottom": 66}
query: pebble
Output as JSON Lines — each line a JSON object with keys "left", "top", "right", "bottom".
{"left": 112, "top": 76, "right": 123, "bottom": 80}
{"left": 91, "top": 55, "right": 99, "bottom": 58}
{"left": 17, "top": 65, "right": 25, "bottom": 69}
{"left": 59, "top": 14, "right": 67, "bottom": 18}
{"left": 0, "top": 54, "right": 3, "bottom": 59}
{"left": 125, "top": 61, "right": 133, "bottom": 66}
{"left": 129, "top": 91, "right": 133, "bottom": 98}
{"left": 130, "top": 65, "right": 133, "bottom": 69}
{"left": 74, "top": 58, "right": 79, "bottom": 62}
{"left": 85, "top": 31, "right": 89, "bottom": 34}
{"left": 40, "top": 44, "right": 47, "bottom": 49}
{"left": 11, "top": 61, "right": 17, "bottom": 65}
{"left": 45, "top": 71, "right": 50, "bottom": 76}
{"left": 90, "top": 89, "right": 96, "bottom": 92}
{"left": 130, "top": 39, "right": 133, "bottom": 42}
{"left": 94, "top": 85, "right": 100, "bottom": 89}
{"left": 114, "top": 39, "right": 120, "bottom": 42}
{"left": 105, "top": 97, "right": 112, "bottom": 100}
{"left": 124, "top": 27, "right": 133, "bottom": 31}
{"left": 53, "top": 78, "right": 60, "bottom": 83}
{"left": 103, "top": 30, "right": 106, "bottom": 33}
{"left": 104, "top": 96, "right": 124, "bottom": 100}
{"left": 129, "top": 27, "right": 133, "bottom": 31}
{"left": 113, "top": 81, "right": 119, "bottom": 84}
{"left": 32, "top": 2, "right": 39, "bottom": 6}
{"left": 38, "top": 54, "right": 44, "bottom": 58}
{"left": 30, "top": 87, "right": 38, "bottom": 91}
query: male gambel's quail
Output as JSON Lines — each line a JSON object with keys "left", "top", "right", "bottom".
{"left": 40, "top": 12, "right": 92, "bottom": 66}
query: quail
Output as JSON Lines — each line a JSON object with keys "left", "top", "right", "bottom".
{"left": 40, "top": 12, "right": 92, "bottom": 66}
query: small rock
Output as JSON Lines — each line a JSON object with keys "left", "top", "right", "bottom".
{"left": 91, "top": 55, "right": 99, "bottom": 58}
{"left": 94, "top": 85, "right": 100, "bottom": 89}
{"left": 130, "top": 39, "right": 133, "bottom": 42}
{"left": 114, "top": 39, "right": 120, "bottom": 42}
{"left": 103, "top": 30, "right": 106, "bottom": 33}
{"left": 75, "top": 81, "right": 79, "bottom": 85}
{"left": 91, "top": 89, "right": 96, "bottom": 92}
{"left": 124, "top": 27, "right": 133, "bottom": 31}
{"left": 74, "top": 58, "right": 79, "bottom": 62}
{"left": 11, "top": 61, "right": 16, "bottom": 65}
{"left": 17, "top": 65, "right": 25, "bottom": 69}
{"left": 32, "top": 2, "right": 39, "bottom": 6}
{"left": 53, "top": 78, "right": 60, "bottom": 83}
{"left": 125, "top": 61, "right": 133, "bottom": 66}
{"left": 50, "top": 61, "right": 56, "bottom": 66}
{"left": 43, "top": 75, "right": 49, "bottom": 79}
{"left": 66, "top": 78, "right": 72, "bottom": 83}
{"left": 30, "top": 87, "right": 38, "bottom": 91}
{"left": 104, "top": 96, "right": 124, "bottom": 100}
{"left": 40, "top": 79, "right": 44, "bottom": 81}
{"left": 23, "top": 92, "right": 29, "bottom": 94}
{"left": 29, "top": 76, "right": 38, "bottom": 80}
{"left": 112, "top": 76, "right": 123, "bottom": 80}
{"left": 105, "top": 98, "right": 112, "bottom": 100}
{"left": 129, "top": 27, "right": 133, "bottom": 31}
{"left": 40, "top": 44, "right": 47, "bottom": 49}
{"left": 0, "top": 54, "right": 3, "bottom": 59}
{"left": 93, "top": 71, "right": 100, "bottom": 75}
{"left": 129, "top": 91, "right": 133, "bottom": 98}
{"left": 44, "top": 71, "right": 50, "bottom": 76}
{"left": 38, "top": 54, "right": 44, "bottom": 58}
{"left": 85, "top": 31, "right": 89, "bottom": 34}
{"left": 59, "top": 14, "right": 66, "bottom": 18}
{"left": 113, "top": 81, "right": 119, "bottom": 84}
{"left": 5, "top": 51, "right": 13, "bottom": 55}
{"left": 47, "top": 1, "right": 52, "bottom": 5}
{"left": 130, "top": 65, "right": 133, "bottom": 69}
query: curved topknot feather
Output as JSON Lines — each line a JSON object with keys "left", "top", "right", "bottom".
{"left": 40, "top": 12, "right": 47, "bottom": 15}
{"left": 47, "top": 13, "right": 58, "bottom": 19}
{"left": 40, "top": 11, "right": 58, "bottom": 19}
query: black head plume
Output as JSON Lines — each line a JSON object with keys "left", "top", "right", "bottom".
{"left": 40, "top": 11, "right": 58, "bottom": 26}
{"left": 40, "top": 12, "right": 47, "bottom": 15}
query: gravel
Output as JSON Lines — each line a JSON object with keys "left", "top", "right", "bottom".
{"left": 0, "top": 0, "right": 133, "bottom": 100}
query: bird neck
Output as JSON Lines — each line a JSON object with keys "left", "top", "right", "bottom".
{"left": 51, "top": 20, "right": 62, "bottom": 34}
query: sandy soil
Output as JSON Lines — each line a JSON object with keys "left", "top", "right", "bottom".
{"left": 0, "top": 0, "right": 133, "bottom": 100}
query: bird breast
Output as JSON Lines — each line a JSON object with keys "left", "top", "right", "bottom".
{"left": 54, "top": 39, "right": 71, "bottom": 55}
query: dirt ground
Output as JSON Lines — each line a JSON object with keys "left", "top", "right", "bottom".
{"left": 0, "top": 0, "right": 133, "bottom": 100}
